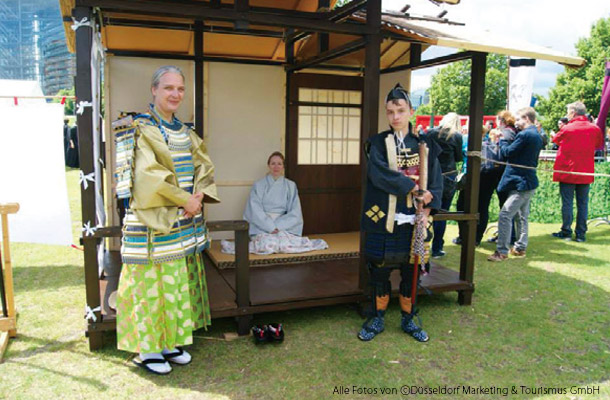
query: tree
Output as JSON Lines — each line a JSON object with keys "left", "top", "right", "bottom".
{"left": 425, "top": 53, "right": 508, "bottom": 116}
{"left": 537, "top": 18, "right": 610, "bottom": 132}
{"left": 53, "top": 87, "right": 75, "bottom": 116}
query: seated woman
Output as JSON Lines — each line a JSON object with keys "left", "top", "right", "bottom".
{"left": 243, "top": 151, "right": 303, "bottom": 237}
{"left": 222, "top": 152, "right": 325, "bottom": 255}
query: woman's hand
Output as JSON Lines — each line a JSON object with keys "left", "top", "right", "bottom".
{"left": 184, "top": 192, "right": 204, "bottom": 218}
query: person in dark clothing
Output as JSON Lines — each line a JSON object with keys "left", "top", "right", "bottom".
{"left": 478, "top": 110, "right": 518, "bottom": 244}
{"left": 358, "top": 83, "right": 443, "bottom": 343}
{"left": 535, "top": 119, "right": 549, "bottom": 149}
{"left": 427, "top": 112, "right": 462, "bottom": 257}
{"left": 63, "top": 119, "right": 70, "bottom": 164}
{"left": 66, "top": 125, "right": 79, "bottom": 168}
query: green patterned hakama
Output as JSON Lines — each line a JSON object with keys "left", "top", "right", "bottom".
{"left": 117, "top": 252, "right": 211, "bottom": 353}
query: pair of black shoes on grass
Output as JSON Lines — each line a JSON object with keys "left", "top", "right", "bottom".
{"left": 252, "top": 323, "right": 284, "bottom": 343}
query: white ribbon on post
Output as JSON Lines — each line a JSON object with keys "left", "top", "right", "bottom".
{"left": 85, "top": 305, "right": 102, "bottom": 322}
{"left": 71, "top": 17, "right": 93, "bottom": 31}
{"left": 82, "top": 221, "right": 98, "bottom": 237}
{"left": 79, "top": 171, "right": 95, "bottom": 190}
{"left": 76, "top": 101, "right": 93, "bottom": 115}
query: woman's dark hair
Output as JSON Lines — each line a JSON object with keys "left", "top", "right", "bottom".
{"left": 267, "top": 151, "right": 285, "bottom": 165}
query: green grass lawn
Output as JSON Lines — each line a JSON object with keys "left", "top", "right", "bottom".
{"left": 1, "top": 169, "right": 609, "bottom": 399}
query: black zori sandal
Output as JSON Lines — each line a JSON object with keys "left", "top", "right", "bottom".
{"left": 266, "top": 323, "right": 284, "bottom": 342}
{"left": 252, "top": 324, "right": 268, "bottom": 343}
{"left": 132, "top": 357, "right": 172, "bottom": 375}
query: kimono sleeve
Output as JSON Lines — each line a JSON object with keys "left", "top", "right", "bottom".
{"left": 274, "top": 181, "right": 304, "bottom": 236}
{"left": 191, "top": 132, "right": 221, "bottom": 204}
{"left": 243, "top": 182, "right": 277, "bottom": 235}
{"left": 132, "top": 129, "right": 191, "bottom": 209}
{"left": 365, "top": 138, "right": 415, "bottom": 196}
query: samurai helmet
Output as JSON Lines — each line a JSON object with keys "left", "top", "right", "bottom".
{"left": 385, "top": 83, "right": 412, "bottom": 107}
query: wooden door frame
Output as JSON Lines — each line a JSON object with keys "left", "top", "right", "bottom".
{"left": 286, "top": 73, "right": 364, "bottom": 178}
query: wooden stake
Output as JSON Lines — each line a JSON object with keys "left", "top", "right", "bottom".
{"left": 1, "top": 203, "right": 18, "bottom": 338}
{"left": 0, "top": 202, "right": 19, "bottom": 362}
{"left": 0, "top": 331, "right": 8, "bottom": 363}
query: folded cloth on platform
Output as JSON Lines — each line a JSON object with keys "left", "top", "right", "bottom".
{"left": 221, "top": 231, "right": 329, "bottom": 255}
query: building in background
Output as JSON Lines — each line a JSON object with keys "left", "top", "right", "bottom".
{"left": 0, "top": 0, "right": 74, "bottom": 95}
{"left": 42, "top": 23, "right": 75, "bottom": 95}
{"left": 411, "top": 88, "right": 430, "bottom": 110}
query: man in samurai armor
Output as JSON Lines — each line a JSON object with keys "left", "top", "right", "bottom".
{"left": 358, "top": 83, "right": 443, "bottom": 342}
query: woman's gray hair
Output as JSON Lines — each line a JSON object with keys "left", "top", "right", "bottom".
{"left": 151, "top": 65, "right": 185, "bottom": 89}
{"left": 439, "top": 112, "right": 461, "bottom": 138}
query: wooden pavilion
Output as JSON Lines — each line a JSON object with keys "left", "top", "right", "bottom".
{"left": 59, "top": 0, "right": 584, "bottom": 350}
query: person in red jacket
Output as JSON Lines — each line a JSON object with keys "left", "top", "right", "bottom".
{"left": 551, "top": 101, "right": 603, "bottom": 242}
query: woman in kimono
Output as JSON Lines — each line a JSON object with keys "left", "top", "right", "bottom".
{"left": 116, "top": 65, "right": 220, "bottom": 375}
{"left": 243, "top": 152, "right": 303, "bottom": 237}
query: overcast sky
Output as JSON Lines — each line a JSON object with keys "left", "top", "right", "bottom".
{"left": 384, "top": 0, "right": 610, "bottom": 96}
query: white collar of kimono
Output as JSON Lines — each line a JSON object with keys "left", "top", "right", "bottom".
{"left": 266, "top": 174, "right": 285, "bottom": 183}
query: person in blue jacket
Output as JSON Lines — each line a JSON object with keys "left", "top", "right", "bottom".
{"left": 358, "top": 84, "right": 443, "bottom": 342}
{"left": 488, "top": 107, "right": 543, "bottom": 262}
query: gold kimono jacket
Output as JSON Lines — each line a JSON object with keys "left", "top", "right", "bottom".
{"left": 119, "top": 115, "right": 220, "bottom": 264}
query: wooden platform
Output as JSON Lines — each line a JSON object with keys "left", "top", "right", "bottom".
{"left": 98, "top": 250, "right": 473, "bottom": 327}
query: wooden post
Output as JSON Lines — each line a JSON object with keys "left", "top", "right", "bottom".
{"left": 0, "top": 202, "right": 19, "bottom": 362}
{"left": 359, "top": 0, "right": 382, "bottom": 293}
{"left": 234, "top": 228, "right": 251, "bottom": 335}
{"left": 317, "top": 0, "right": 330, "bottom": 54}
{"left": 459, "top": 52, "right": 487, "bottom": 305}
{"left": 74, "top": 6, "right": 103, "bottom": 350}
{"left": 284, "top": 28, "right": 294, "bottom": 177}
{"left": 194, "top": 20, "right": 204, "bottom": 138}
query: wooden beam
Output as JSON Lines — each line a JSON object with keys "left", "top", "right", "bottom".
{"left": 318, "top": 33, "right": 330, "bottom": 54}
{"left": 73, "top": 6, "right": 103, "bottom": 350}
{"left": 235, "top": 229, "right": 250, "bottom": 309}
{"left": 77, "top": 0, "right": 374, "bottom": 35}
{"left": 459, "top": 51, "right": 487, "bottom": 306}
{"left": 285, "top": 28, "right": 295, "bottom": 65}
{"left": 106, "top": 50, "right": 284, "bottom": 66}
{"left": 317, "top": 0, "right": 329, "bottom": 54}
{"left": 0, "top": 331, "right": 8, "bottom": 362}
{"left": 194, "top": 20, "right": 204, "bottom": 138}
{"left": 381, "top": 50, "right": 475, "bottom": 74}
{"left": 410, "top": 43, "right": 422, "bottom": 64}
{"left": 102, "top": 17, "right": 284, "bottom": 38}
{"left": 287, "top": 38, "right": 366, "bottom": 72}
{"left": 433, "top": 212, "right": 479, "bottom": 222}
{"left": 0, "top": 211, "right": 16, "bottom": 337}
{"left": 286, "top": 30, "right": 311, "bottom": 45}
{"left": 0, "top": 204, "right": 18, "bottom": 214}
{"left": 359, "top": 0, "right": 382, "bottom": 293}
{"left": 0, "top": 317, "right": 15, "bottom": 332}
{"left": 206, "top": 220, "right": 249, "bottom": 232}
{"left": 234, "top": 0, "right": 249, "bottom": 30}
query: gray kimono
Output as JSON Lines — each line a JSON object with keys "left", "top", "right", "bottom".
{"left": 243, "top": 174, "right": 304, "bottom": 236}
